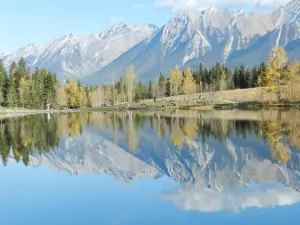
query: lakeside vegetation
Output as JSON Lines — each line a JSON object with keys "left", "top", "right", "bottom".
{"left": 0, "top": 47, "right": 299, "bottom": 110}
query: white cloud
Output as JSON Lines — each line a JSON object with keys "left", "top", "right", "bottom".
{"left": 133, "top": 3, "right": 146, "bottom": 9}
{"left": 153, "top": 0, "right": 292, "bottom": 12}
{"left": 164, "top": 185, "right": 300, "bottom": 213}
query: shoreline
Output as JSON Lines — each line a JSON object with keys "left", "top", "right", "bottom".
{"left": 0, "top": 101, "right": 299, "bottom": 118}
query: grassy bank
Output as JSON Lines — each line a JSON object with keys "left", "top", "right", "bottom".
{"left": 1, "top": 86, "right": 299, "bottom": 114}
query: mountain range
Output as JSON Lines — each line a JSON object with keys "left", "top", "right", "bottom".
{"left": 1, "top": 0, "right": 300, "bottom": 84}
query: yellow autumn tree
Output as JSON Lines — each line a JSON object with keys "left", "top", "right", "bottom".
{"left": 182, "top": 66, "right": 196, "bottom": 94}
{"left": 264, "top": 47, "right": 288, "bottom": 102}
{"left": 168, "top": 65, "right": 183, "bottom": 97}
{"left": 286, "top": 61, "right": 300, "bottom": 100}
{"left": 123, "top": 65, "right": 136, "bottom": 105}
{"left": 66, "top": 79, "right": 79, "bottom": 107}
{"left": 78, "top": 86, "right": 87, "bottom": 108}
{"left": 57, "top": 85, "right": 68, "bottom": 107}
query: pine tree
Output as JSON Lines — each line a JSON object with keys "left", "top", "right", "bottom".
{"left": 239, "top": 65, "right": 246, "bottom": 89}
{"left": 219, "top": 70, "right": 227, "bottom": 91}
{"left": 258, "top": 62, "right": 267, "bottom": 87}
{"left": 148, "top": 80, "right": 153, "bottom": 99}
{"left": 215, "top": 62, "right": 222, "bottom": 88}
{"left": 245, "top": 68, "right": 253, "bottom": 88}
{"left": 252, "top": 66, "right": 258, "bottom": 88}
{"left": 226, "top": 70, "right": 233, "bottom": 90}
{"left": 0, "top": 60, "right": 7, "bottom": 104}
{"left": 233, "top": 66, "right": 240, "bottom": 89}
{"left": 158, "top": 73, "right": 166, "bottom": 98}
{"left": 31, "top": 67, "right": 40, "bottom": 109}
{"left": 7, "top": 62, "right": 18, "bottom": 107}
{"left": 7, "top": 72, "right": 16, "bottom": 107}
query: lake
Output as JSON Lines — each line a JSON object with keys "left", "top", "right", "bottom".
{"left": 1, "top": 109, "right": 300, "bottom": 225}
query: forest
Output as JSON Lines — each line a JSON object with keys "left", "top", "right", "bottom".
{"left": 0, "top": 47, "right": 299, "bottom": 109}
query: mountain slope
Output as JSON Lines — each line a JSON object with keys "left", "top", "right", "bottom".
{"left": 86, "top": 8, "right": 280, "bottom": 83}
{"left": 86, "top": 0, "right": 300, "bottom": 84}
{"left": 1, "top": 23, "right": 158, "bottom": 81}
{"left": 2, "top": 0, "right": 300, "bottom": 84}
{"left": 227, "top": 0, "right": 300, "bottom": 67}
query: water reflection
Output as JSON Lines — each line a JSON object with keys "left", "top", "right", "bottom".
{"left": 1, "top": 109, "right": 300, "bottom": 216}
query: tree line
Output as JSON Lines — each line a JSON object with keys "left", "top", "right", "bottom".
{"left": 0, "top": 58, "right": 108, "bottom": 109}
{"left": 93, "top": 47, "right": 300, "bottom": 106}
{"left": 0, "top": 47, "right": 299, "bottom": 109}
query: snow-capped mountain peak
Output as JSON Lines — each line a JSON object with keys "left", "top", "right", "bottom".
{"left": 2, "top": 0, "right": 300, "bottom": 84}
{"left": 282, "top": 0, "right": 300, "bottom": 24}
{"left": 0, "top": 23, "right": 158, "bottom": 81}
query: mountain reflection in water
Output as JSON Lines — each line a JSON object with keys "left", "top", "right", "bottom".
{"left": 1, "top": 109, "right": 300, "bottom": 221}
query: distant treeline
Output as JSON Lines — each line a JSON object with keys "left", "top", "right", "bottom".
{"left": 98, "top": 47, "right": 300, "bottom": 105}
{"left": 0, "top": 58, "right": 105, "bottom": 109}
{"left": 0, "top": 47, "right": 299, "bottom": 109}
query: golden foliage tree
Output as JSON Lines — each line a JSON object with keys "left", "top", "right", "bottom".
{"left": 57, "top": 85, "right": 68, "bottom": 107}
{"left": 168, "top": 65, "right": 183, "bottom": 97}
{"left": 286, "top": 61, "right": 300, "bottom": 100}
{"left": 182, "top": 66, "right": 196, "bottom": 94}
{"left": 78, "top": 86, "right": 87, "bottom": 108}
{"left": 264, "top": 47, "right": 288, "bottom": 102}
{"left": 123, "top": 65, "right": 136, "bottom": 105}
{"left": 66, "top": 79, "right": 79, "bottom": 107}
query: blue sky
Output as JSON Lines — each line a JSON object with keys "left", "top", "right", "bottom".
{"left": 0, "top": 0, "right": 291, "bottom": 52}
{"left": 0, "top": 0, "right": 172, "bottom": 52}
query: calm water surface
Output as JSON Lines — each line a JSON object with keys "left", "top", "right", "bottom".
{"left": 1, "top": 109, "right": 300, "bottom": 225}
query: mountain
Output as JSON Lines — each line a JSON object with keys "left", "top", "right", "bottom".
{"left": 86, "top": 0, "right": 300, "bottom": 84}
{"left": 227, "top": 0, "right": 300, "bottom": 67}
{"left": 0, "top": 23, "right": 158, "bottom": 81}
{"left": 2, "top": 0, "right": 300, "bottom": 84}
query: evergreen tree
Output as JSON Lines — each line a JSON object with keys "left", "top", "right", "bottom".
{"left": 7, "top": 62, "right": 18, "bottom": 107}
{"left": 215, "top": 62, "right": 222, "bottom": 87}
{"left": 239, "top": 65, "right": 246, "bottom": 89}
{"left": 18, "top": 57, "right": 26, "bottom": 72}
{"left": 245, "top": 68, "right": 253, "bottom": 88}
{"left": 258, "top": 62, "right": 267, "bottom": 87}
{"left": 148, "top": 80, "right": 153, "bottom": 99}
{"left": 158, "top": 73, "right": 166, "bottom": 98}
{"left": 233, "top": 66, "right": 240, "bottom": 89}
{"left": 226, "top": 70, "right": 233, "bottom": 90}
{"left": 0, "top": 60, "right": 7, "bottom": 104}
{"left": 252, "top": 66, "right": 258, "bottom": 88}
{"left": 31, "top": 67, "right": 40, "bottom": 109}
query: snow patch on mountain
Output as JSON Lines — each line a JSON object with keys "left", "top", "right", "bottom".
{"left": 1, "top": 23, "right": 158, "bottom": 81}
